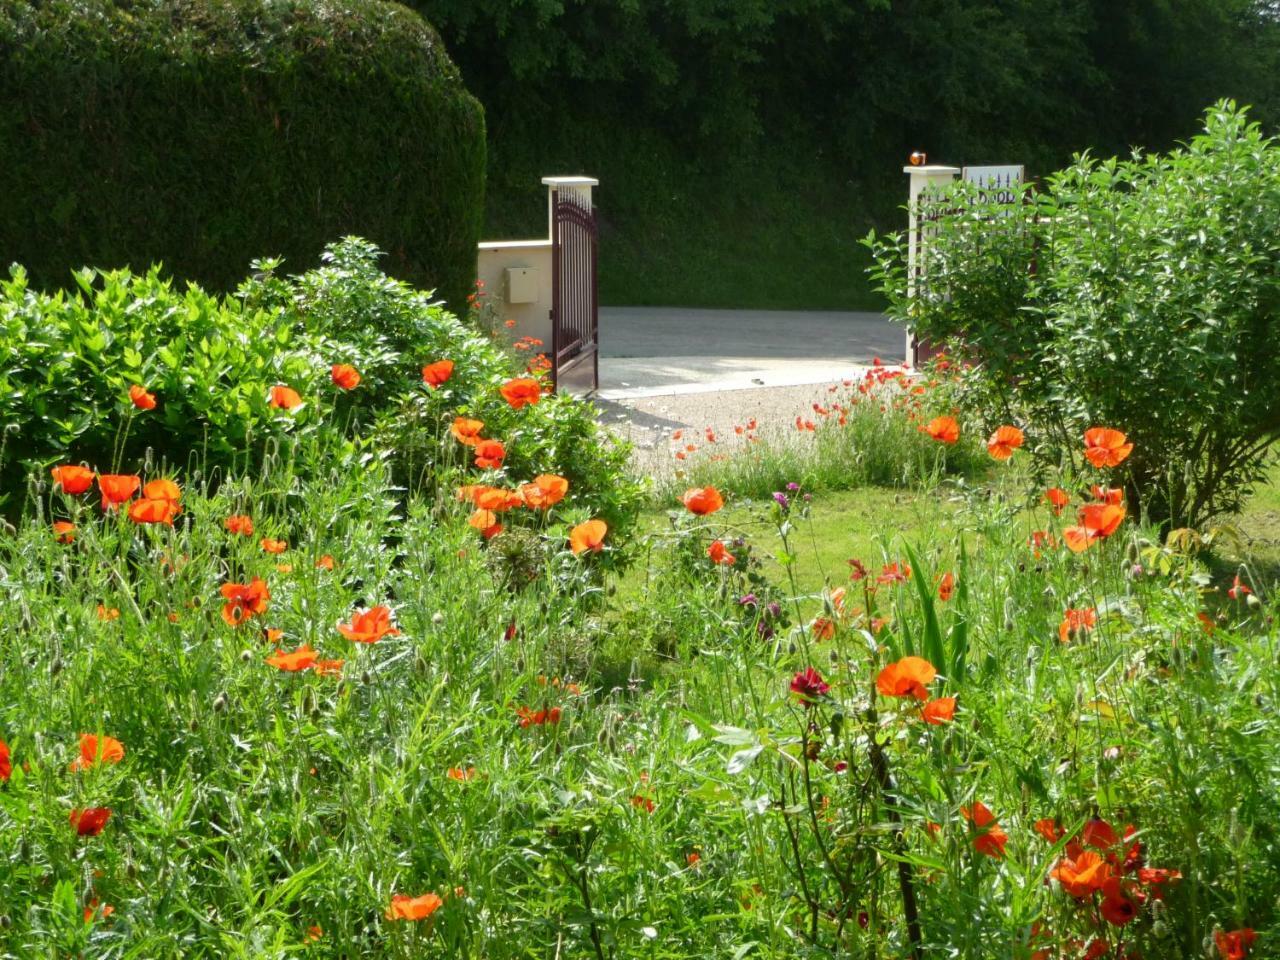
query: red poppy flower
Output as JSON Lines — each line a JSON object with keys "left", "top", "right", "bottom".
{"left": 569, "top": 519, "right": 608, "bottom": 555}
{"left": 128, "top": 384, "right": 157, "bottom": 410}
{"left": 1064, "top": 503, "right": 1126, "bottom": 552}
{"left": 790, "top": 666, "right": 830, "bottom": 704}
{"left": 500, "top": 377, "right": 542, "bottom": 409}
{"left": 220, "top": 577, "right": 271, "bottom": 626}
{"left": 1215, "top": 929, "right": 1257, "bottom": 960}
{"left": 1035, "top": 818, "right": 1063, "bottom": 843}
{"left": 386, "top": 892, "right": 444, "bottom": 921}
{"left": 1137, "top": 867, "right": 1182, "bottom": 894}
{"left": 1083, "top": 427, "right": 1133, "bottom": 468}
{"left": 707, "top": 540, "right": 736, "bottom": 565}
{"left": 225, "top": 514, "right": 254, "bottom": 536}
{"left": 447, "top": 766, "right": 477, "bottom": 781}
{"left": 876, "top": 656, "right": 937, "bottom": 700}
{"left": 128, "top": 497, "right": 180, "bottom": 525}
{"left": 83, "top": 897, "right": 115, "bottom": 924}
{"left": 337, "top": 605, "right": 400, "bottom": 643}
{"left": 450, "top": 417, "right": 485, "bottom": 446}
{"left": 269, "top": 385, "right": 302, "bottom": 410}
{"left": 69, "top": 807, "right": 112, "bottom": 837}
{"left": 1081, "top": 817, "right": 1119, "bottom": 851}
{"left": 1228, "top": 575, "right": 1251, "bottom": 600}
{"left": 961, "top": 801, "right": 1008, "bottom": 859}
{"left": 937, "top": 571, "right": 955, "bottom": 601}
{"left": 1051, "top": 850, "right": 1112, "bottom": 898}
{"left": 631, "top": 794, "right": 655, "bottom": 813}
{"left": 1090, "top": 484, "right": 1124, "bottom": 505}
{"left": 921, "top": 697, "right": 956, "bottom": 725}
{"left": 986, "top": 425, "right": 1023, "bottom": 460}
{"left": 877, "top": 561, "right": 911, "bottom": 584}
{"left": 70, "top": 734, "right": 125, "bottom": 772}
{"left": 516, "top": 705, "right": 562, "bottom": 727}
{"left": 53, "top": 521, "right": 76, "bottom": 543}
{"left": 97, "top": 473, "right": 140, "bottom": 510}
{"left": 468, "top": 509, "right": 502, "bottom": 539}
{"left": 266, "top": 644, "right": 318, "bottom": 672}
{"left": 1099, "top": 880, "right": 1138, "bottom": 926}
{"left": 260, "top": 538, "right": 288, "bottom": 554}
{"left": 682, "top": 486, "right": 724, "bottom": 515}
{"left": 1058, "top": 607, "right": 1097, "bottom": 643}
{"left": 473, "top": 439, "right": 506, "bottom": 470}
{"left": 0, "top": 738, "right": 11, "bottom": 781}
{"left": 50, "top": 465, "right": 95, "bottom": 495}
{"left": 1044, "top": 487, "right": 1070, "bottom": 514}
{"left": 331, "top": 364, "right": 361, "bottom": 390}
{"left": 923, "top": 416, "right": 960, "bottom": 444}
{"left": 520, "top": 474, "right": 569, "bottom": 509}
{"left": 422, "top": 360, "right": 454, "bottom": 388}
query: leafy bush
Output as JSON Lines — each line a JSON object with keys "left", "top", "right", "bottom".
{"left": 867, "top": 102, "right": 1280, "bottom": 528}
{"left": 0, "top": 240, "right": 643, "bottom": 540}
{"left": 0, "top": 0, "right": 485, "bottom": 310}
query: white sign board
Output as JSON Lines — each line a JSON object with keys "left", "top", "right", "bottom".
{"left": 962, "top": 165, "right": 1024, "bottom": 204}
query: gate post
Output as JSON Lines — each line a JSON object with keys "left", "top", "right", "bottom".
{"left": 903, "top": 164, "right": 959, "bottom": 367}
{"left": 542, "top": 176, "right": 600, "bottom": 395}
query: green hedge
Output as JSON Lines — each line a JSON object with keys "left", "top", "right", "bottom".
{"left": 0, "top": 0, "right": 485, "bottom": 310}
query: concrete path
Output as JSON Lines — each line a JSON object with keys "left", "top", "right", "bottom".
{"left": 598, "top": 307, "right": 900, "bottom": 399}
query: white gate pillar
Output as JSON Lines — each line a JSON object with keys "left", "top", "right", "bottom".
{"left": 903, "top": 164, "right": 959, "bottom": 366}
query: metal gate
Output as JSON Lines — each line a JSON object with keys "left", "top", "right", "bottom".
{"left": 550, "top": 188, "right": 599, "bottom": 394}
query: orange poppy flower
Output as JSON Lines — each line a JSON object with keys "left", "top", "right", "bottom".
{"left": 1064, "top": 503, "right": 1126, "bottom": 552}
{"left": 128, "top": 497, "right": 180, "bottom": 525}
{"left": 50, "top": 465, "right": 95, "bottom": 495}
{"left": 266, "top": 644, "right": 318, "bottom": 672}
{"left": 707, "top": 540, "right": 736, "bottom": 565}
{"left": 70, "top": 734, "right": 125, "bottom": 772}
{"left": 422, "top": 359, "right": 455, "bottom": 388}
{"left": 471, "top": 486, "right": 523, "bottom": 511}
{"left": 877, "top": 561, "right": 911, "bottom": 584}
{"left": 447, "top": 766, "right": 477, "bottom": 781}
{"left": 96, "top": 604, "right": 120, "bottom": 621}
{"left": 269, "top": 385, "right": 302, "bottom": 410}
{"left": 1058, "top": 607, "right": 1097, "bottom": 643}
{"left": 0, "top": 739, "right": 10, "bottom": 782}
{"left": 1051, "top": 850, "right": 1112, "bottom": 898}
{"left": 922, "top": 697, "right": 956, "bottom": 725}
{"left": 876, "top": 656, "right": 937, "bottom": 700}
{"left": 1083, "top": 427, "right": 1133, "bottom": 468}
{"left": 961, "top": 801, "right": 1008, "bottom": 859}
{"left": 331, "top": 364, "right": 361, "bottom": 390}
{"left": 220, "top": 577, "right": 271, "bottom": 626}
{"left": 682, "top": 486, "right": 724, "bottom": 515}
{"left": 128, "top": 384, "right": 157, "bottom": 410}
{"left": 69, "top": 807, "right": 112, "bottom": 836}
{"left": 53, "top": 521, "right": 76, "bottom": 543}
{"left": 1214, "top": 929, "right": 1257, "bottom": 960}
{"left": 450, "top": 417, "right": 485, "bottom": 446}
{"left": 473, "top": 439, "right": 506, "bottom": 470}
{"left": 1044, "top": 487, "right": 1070, "bottom": 514}
{"left": 468, "top": 508, "right": 502, "bottom": 539}
{"left": 315, "top": 554, "right": 336, "bottom": 570}
{"left": 499, "top": 377, "right": 542, "bottom": 409}
{"left": 313, "top": 658, "right": 345, "bottom": 676}
{"left": 520, "top": 474, "right": 569, "bottom": 509}
{"left": 386, "top": 892, "right": 443, "bottom": 922}
{"left": 225, "top": 514, "right": 254, "bottom": 536}
{"left": 142, "top": 478, "right": 180, "bottom": 502}
{"left": 337, "top": 605, "right": 400, "bottom": 643}
{"left": 923, "top": 416, "right": 960, "bottom": 444}
{"left": 810, "top": 617, "right": 835, "bottom": 641}
{"left": 569, "top": 519, "right": 608, "bottom": 555}
{"left": 1090, "top": 484, "right": 1124, "bottom": 505}
{"left": 516, "top": 705, "right": 562, "bottom": 727}
{"left": 1034, "top": 818, "right": 1063, "bottom": 843}
{"left": 97, "top": 473, "right": 140, "bottom": 510}
{"left": 260, "top": 538, "right": 288, "bottom": 554}
{"left": 937, "top": 571, "right": 955, "bottom": 601}
{"left": 986, "top": 425, "right": 1023, "bottom": 460}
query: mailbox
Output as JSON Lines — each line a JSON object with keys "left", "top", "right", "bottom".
{"left": 505, "top": 267, "right": 538, "bottom": 304}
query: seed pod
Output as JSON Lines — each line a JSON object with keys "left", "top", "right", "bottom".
{"left": 431, "top": 611, "right": 445, "bottom": 625}
{"left": 213, "top": 692, "right": 229, "bottom": 714}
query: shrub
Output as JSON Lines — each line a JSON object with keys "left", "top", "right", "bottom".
{"left": 0, "top": 0, "right": 485, "bottom": 310}
{"left": 867, "top": 102, "right": 1280, "bottom": 528}
{"left": 0, "top": 239, "right": 643, "bottom": 542}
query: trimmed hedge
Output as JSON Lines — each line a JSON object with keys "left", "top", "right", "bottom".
{"left": 0, "top": 0, "right": 485, "bottom": 310}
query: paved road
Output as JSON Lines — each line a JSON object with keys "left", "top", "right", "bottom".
{"left": 598, "top": 306, "right": 900, "bottom": 399}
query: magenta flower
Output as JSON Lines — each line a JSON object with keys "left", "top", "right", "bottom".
{"left": 790, "top": 667, "right": 830, "bottom": 705}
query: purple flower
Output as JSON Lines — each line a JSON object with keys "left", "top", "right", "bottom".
{"left": 790, "top": 666, "right": 830, "bottom": 705}
{"left": 773, "top": 492, "right": 790, "bottom": 509}
{"left": 786, "top": 482, "right": 800, "bottom": 492}
{"left": 765, "top": 602, "right": 782, "bottom": 620}
{"left": 738, "top": 593, "right": 759, "bottom": 607}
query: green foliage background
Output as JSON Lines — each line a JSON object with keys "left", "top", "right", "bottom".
{"left": 409, "top": 0, "right": 1280, "bottom": 308}
{"left": 0, "top": 0, "right": 486, "bottom": 311}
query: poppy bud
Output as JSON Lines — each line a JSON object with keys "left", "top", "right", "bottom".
{"left": 301, "top": 688, "right": 317, "bottom": 715}
{"left": 414, "top": 653, "right": 429, "bottom": 676}
{"left": 176, "top": 836, "right": 190, "bottom": 849}
{"left": 1152, "top": 921, "right": 1167, "bottom": 939}
{"left": 829, "top": 649, "right": 839, "bottom": 663}
{"left": 1017, "top": 562, "right": 1026, "bottom": 573}
{"left": 189, "top": 718, "right": 199, "bottom": 732}
{"left": 213, "top": 692, "right": 229, "bottom": 713}
{"left": 515, "top": 658, "right": 525, "bottom": 672}
{"left": 432, "top": 611, "right": 445, "bottom": 625}
{"left": 0, "top": 915, "right": 9, "bottom": 929}
{"left": 361, "top": 670, "right": 372, "bottom": 685}
{"left": 144, "top": 447, "right": 155, "bottom": 471}
{"left": 310, "top": 707, "right": 322, "bottom": 721}
{"left": 829, "top": 712, "right": 843, "bottom": 738}
{"left": 1246, "top": 593, "right": 1261, "bottom": 607}
{"left": 240, "top": 650, "right": 252, "bottom": 662}
{"left": 788, "top": 642, "right": 797, "bottom": 655}
{"left": 126, "top": 859, "right": 138, "bottom": 879}
{"left": 50, "top": 657, "right": 63, "bottom": 677}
